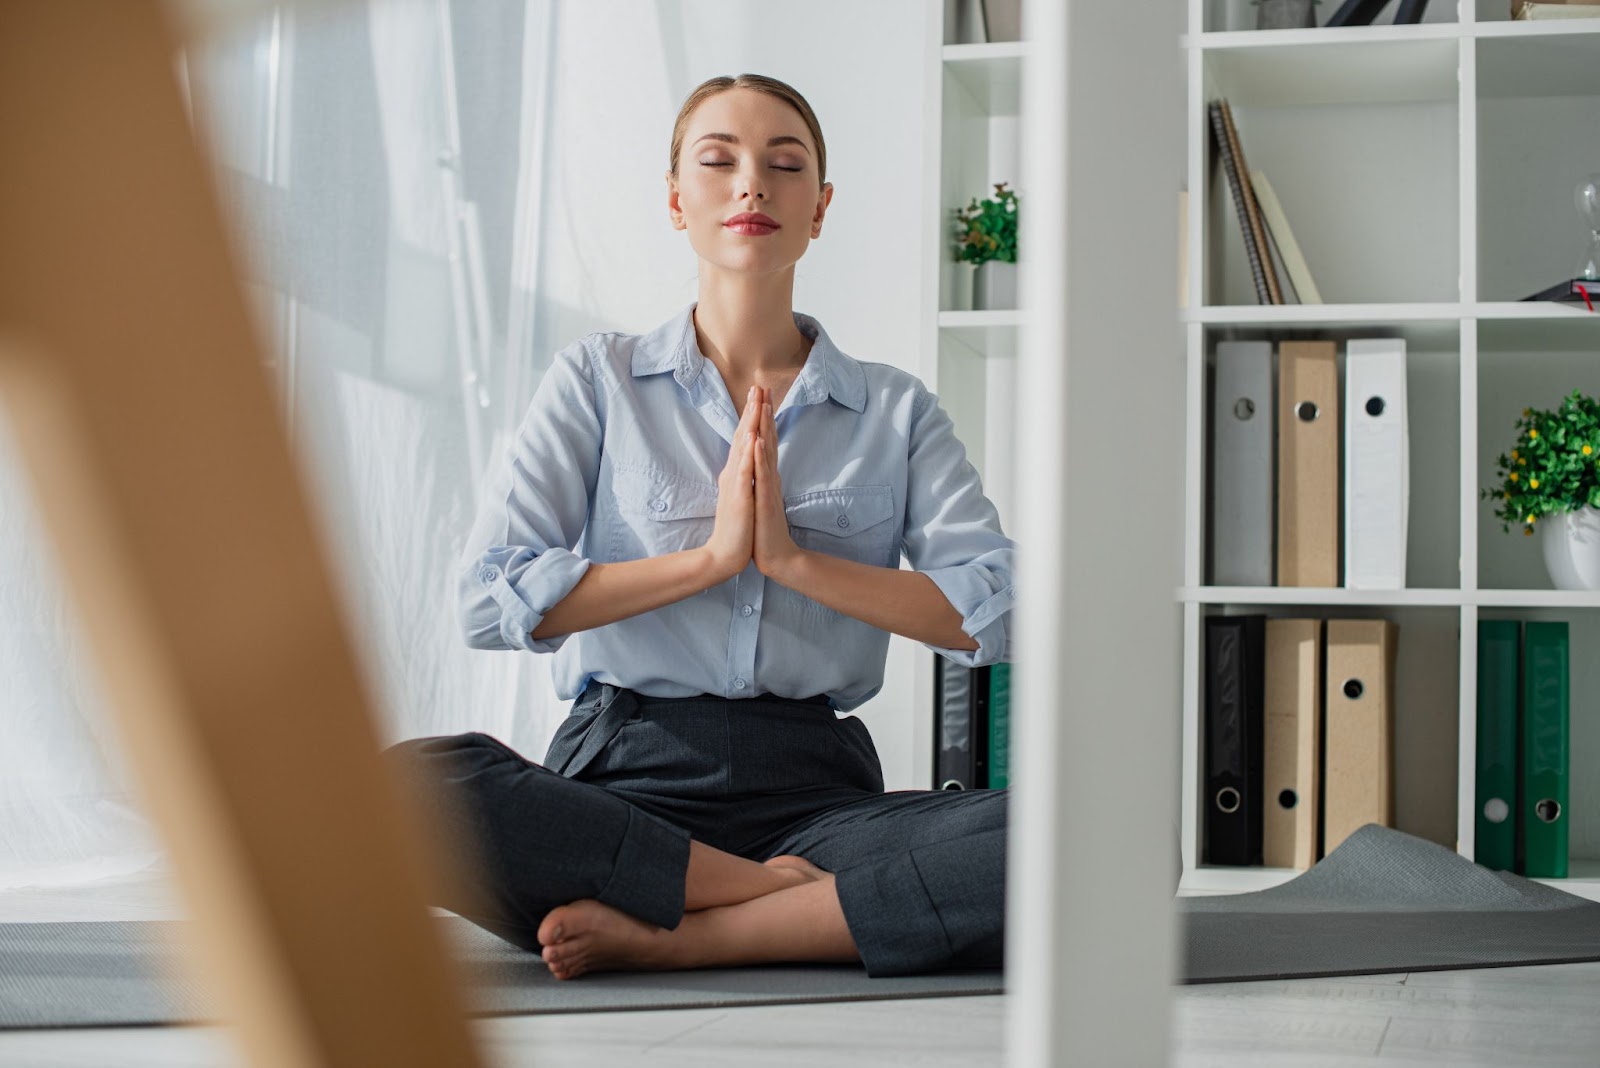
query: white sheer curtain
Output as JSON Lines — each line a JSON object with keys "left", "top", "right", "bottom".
{"left": 0, "top": 0, "right": 566, "bottom": 890}
{"left": 0, "top": 0, "right": 933, "bottom": 890}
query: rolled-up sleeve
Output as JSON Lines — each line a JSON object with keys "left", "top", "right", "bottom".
{"left": 902, "top": 386, "right": 1017, "bottom": 668}
{"left": 458, "top": 340, "right": 602, "bottom": 653}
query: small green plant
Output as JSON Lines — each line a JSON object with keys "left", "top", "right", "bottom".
{"left": 951, "top": 181, "right": 1018, "bottom": 266}
{"left": 1481, "top": 389, "right": 1600, "bottom": 536}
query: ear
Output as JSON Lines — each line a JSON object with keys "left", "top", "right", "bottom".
{"left": 667, "top": 172, "right": 684, "bottom": 229}
{"left": 812, "top": 182, "right": 833, "bottom": 235}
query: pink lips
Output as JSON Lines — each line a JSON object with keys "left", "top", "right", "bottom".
{"left": 725, "top": 213, "right": 780, "bottom": 236}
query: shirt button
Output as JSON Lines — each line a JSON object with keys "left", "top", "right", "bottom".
{"left": 479, "top": 568, "right": 499, "bottom": 584}
{"left": 836, "top": 515, "right": 850, "bottom": 528}
{"left": 741, "top": 604, "right": 753, "bottom": 617}
{"left": 733, "top": 677, "right": 747, "bottom": 690}
{"left": 652, "top": 499, "right": 667, "bottom": 512}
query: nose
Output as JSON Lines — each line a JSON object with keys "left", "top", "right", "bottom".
{"left": 737, "top": 166, "right": 766, "bottom": 202}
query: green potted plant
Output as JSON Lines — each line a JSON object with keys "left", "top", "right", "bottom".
{"left": 1480, "top": 388, "right": 1600, "bottom": 589}
{"left": 951, "top": 181, "right": 1019, "bottom": 311}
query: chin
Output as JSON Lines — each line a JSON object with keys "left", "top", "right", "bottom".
{"left": 706, "top": 253, "right": 797, "bottom": 276}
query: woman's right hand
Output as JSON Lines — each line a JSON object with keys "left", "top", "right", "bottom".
{"left": 702, "top": 385, "right": 761, "bottom": 581}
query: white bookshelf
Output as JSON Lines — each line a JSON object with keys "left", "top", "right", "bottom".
{"left": 912, "top": 5, "right": 1026, "bottom": 791}
{"left": 1182, "top": 0, "right": 1600, "bottom": 903}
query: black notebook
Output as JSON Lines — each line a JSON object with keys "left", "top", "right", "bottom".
{"left": 1521, "top": 277, "right": 1600, "bottom": 304}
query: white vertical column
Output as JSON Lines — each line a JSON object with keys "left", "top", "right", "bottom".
{"left": 1181, "top": 319, "right": 1206, "bottom": 878}
{"left": 984, "top": 351, "right": 1017, "bottom": 537}
{"left": 1458, "top": 316, "right": 1480, "bottom": 862}
{"left": 1459, "top": 601, "right": 1480, "bottom": 860}
{"left": 1457, "top": 19, "right": 1480, "bottom": 864}
{"left": 1006, "top": 0, "right": 1183, "bottom": 1064}
{"left": 1458, "top": 32, "right": 1477, "bottom": 310}
{"left": 912, "top": 0, "right": 947, "bottom": 794}
{"left": 1180, "top": 598, "right": 1202, "bottom": 879}
{"left": 1460, "top": 320, "right": 1479, "bottom": 600}
{"left": 1186, "top": 17, "right": 1206, "bottom": 313}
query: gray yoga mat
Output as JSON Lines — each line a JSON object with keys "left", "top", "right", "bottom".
{"left": 5, "top": 824, "right": 1600, "bottom": 1028}
{"left": 1181, "top": 823, "right": 1600, "bottom": 984}
{"left": 0, "top": 916, "right": 1003, "bottom": 1030}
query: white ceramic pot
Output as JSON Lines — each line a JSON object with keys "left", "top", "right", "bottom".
{"left": 973, "top": 259, "right": 1018, "bottom": 311}
{"left": 1540, "top": 504, "right": 1600, "bottom": 590}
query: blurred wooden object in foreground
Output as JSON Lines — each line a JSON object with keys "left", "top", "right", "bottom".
{"left": 0, "top": 3, "right": 485, "bottom": 1066}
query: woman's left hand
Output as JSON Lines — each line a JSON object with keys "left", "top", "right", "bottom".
{"left": 753, "top": 386, "right": 804, "bottom": 579}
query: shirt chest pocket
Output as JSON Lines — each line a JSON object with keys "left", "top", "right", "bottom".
{"left": 609, "top": 465, "right": 720, "bottom": 561}
{"left": 784, "top": 485, "right": 897, "bottom": 567}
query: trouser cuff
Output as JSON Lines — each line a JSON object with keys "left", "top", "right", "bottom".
{"left": 596, "top": 805, "right": 691, "bottom": 930}
{"left": 835, "top": 851, "right": 954, "bottom": 977}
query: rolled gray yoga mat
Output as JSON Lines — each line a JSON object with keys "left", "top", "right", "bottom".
{"left": 4, "top": 825, "right": 1599, "bottom": 1028}
{"left": 1181, "top": 823, "right": 1600, "bottom": 983}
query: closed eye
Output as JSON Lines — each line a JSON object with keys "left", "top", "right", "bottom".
{"left": 702, "top": 163, "right": 802, "bottom": 172}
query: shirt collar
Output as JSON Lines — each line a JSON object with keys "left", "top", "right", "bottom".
{"left": 630, "top": 300, "right": 866, "bottom": 413}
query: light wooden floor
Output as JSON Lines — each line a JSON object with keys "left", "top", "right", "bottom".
{"left": 2, "top": 870, "right": 1597, "bottom": 1067}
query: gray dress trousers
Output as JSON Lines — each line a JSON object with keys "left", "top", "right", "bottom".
{"left": 383, "top": 679, "right": 1008, "bottom": 978}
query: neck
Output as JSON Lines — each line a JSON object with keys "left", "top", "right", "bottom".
{"left": 692, "top": 268, "right": 811, "bottom": 376}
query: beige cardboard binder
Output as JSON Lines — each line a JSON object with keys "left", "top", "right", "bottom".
{"left": 1277, "top": 341, "right": 1340, "bottom": 587}
{"left": 1263, "top": 618, "right": 1322, "bottom": 870}
{"left": 1323, "top": 618, "right": 1399, "bottom": 856}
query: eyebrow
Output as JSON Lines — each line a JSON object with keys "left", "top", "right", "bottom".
{"left": 692, "top": 133, "right": 811, "bottom": 154}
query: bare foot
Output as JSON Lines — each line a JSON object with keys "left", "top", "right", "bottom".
{"left": 762, "top": 854, "right": 829, "bottom": 882}
{"left": 536, "top": 899, "right": 676, "bottom": 980}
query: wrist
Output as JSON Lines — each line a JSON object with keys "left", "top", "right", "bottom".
{"left": 767, "top": 547, "right": 812, "bottom": 589}
{"left": 694, "top": 546, "right": 742, "bottom": 588}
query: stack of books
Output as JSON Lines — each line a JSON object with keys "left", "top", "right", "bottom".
{"left": 1208, "top": 99, "right": 1321, "bottom": 306}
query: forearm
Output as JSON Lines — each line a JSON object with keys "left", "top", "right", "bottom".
{"left": 770, "top": 550, "right": 979, "bottom": 651}
{"left": 531, "top": 548, "right": 725, "bottom": 642}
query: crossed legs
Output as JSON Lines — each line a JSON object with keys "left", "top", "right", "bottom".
{"left": 386, "top": 731, "right": 1005, "bottom": 980}
{"left": 536, "top": 843, "right": 859, "bottom": 980}
{"left": 538, "top": 788, "right": 1013, "bottom": 980}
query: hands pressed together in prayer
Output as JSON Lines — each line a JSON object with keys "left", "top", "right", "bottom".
{"left": 702, "top": 385, "right": 804, "bottom": 583}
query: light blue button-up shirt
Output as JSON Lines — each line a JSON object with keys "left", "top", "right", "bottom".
{"left": 458, "top": 301, "right": 1017, "bottom": 712}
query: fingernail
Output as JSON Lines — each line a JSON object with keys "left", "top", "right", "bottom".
{"left": 553, "top": 924, "right": 564, "bottom": 940}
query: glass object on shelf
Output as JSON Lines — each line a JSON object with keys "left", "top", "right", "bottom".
{"left": 1576, "top": 173, "right": 1600, "bottom": 282}
{"left": 1254, "top": 0, "right": 1320, "bottom": 29}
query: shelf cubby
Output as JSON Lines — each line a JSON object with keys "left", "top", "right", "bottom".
{"left": 1203, "top": 0, "right": 1460, "bottom": 36}
{"left": 1468, "top": 604, "right": 1600, "bottom": 897}
{"left": 938, "top": 44, "right": 1019, "bottom": 317}
{"left": 1200, "top": 37, "right": 1460, "bottom": 307}
{"left": 1200, "top": 322, "right": 1461, "bottom": 591}
{"left": 1187, "top": 602, "right": 1461, "bottom": 881}
{"left": 1476, "top": 29, "right": 1600, "bottom": 302}
{"left": 1476, "top": 320, "right": 1600, "bottom": 591}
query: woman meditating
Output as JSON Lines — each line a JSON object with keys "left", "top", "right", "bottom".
{"left": 387, "top": 72, "right": 1016, "bottom": 981}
